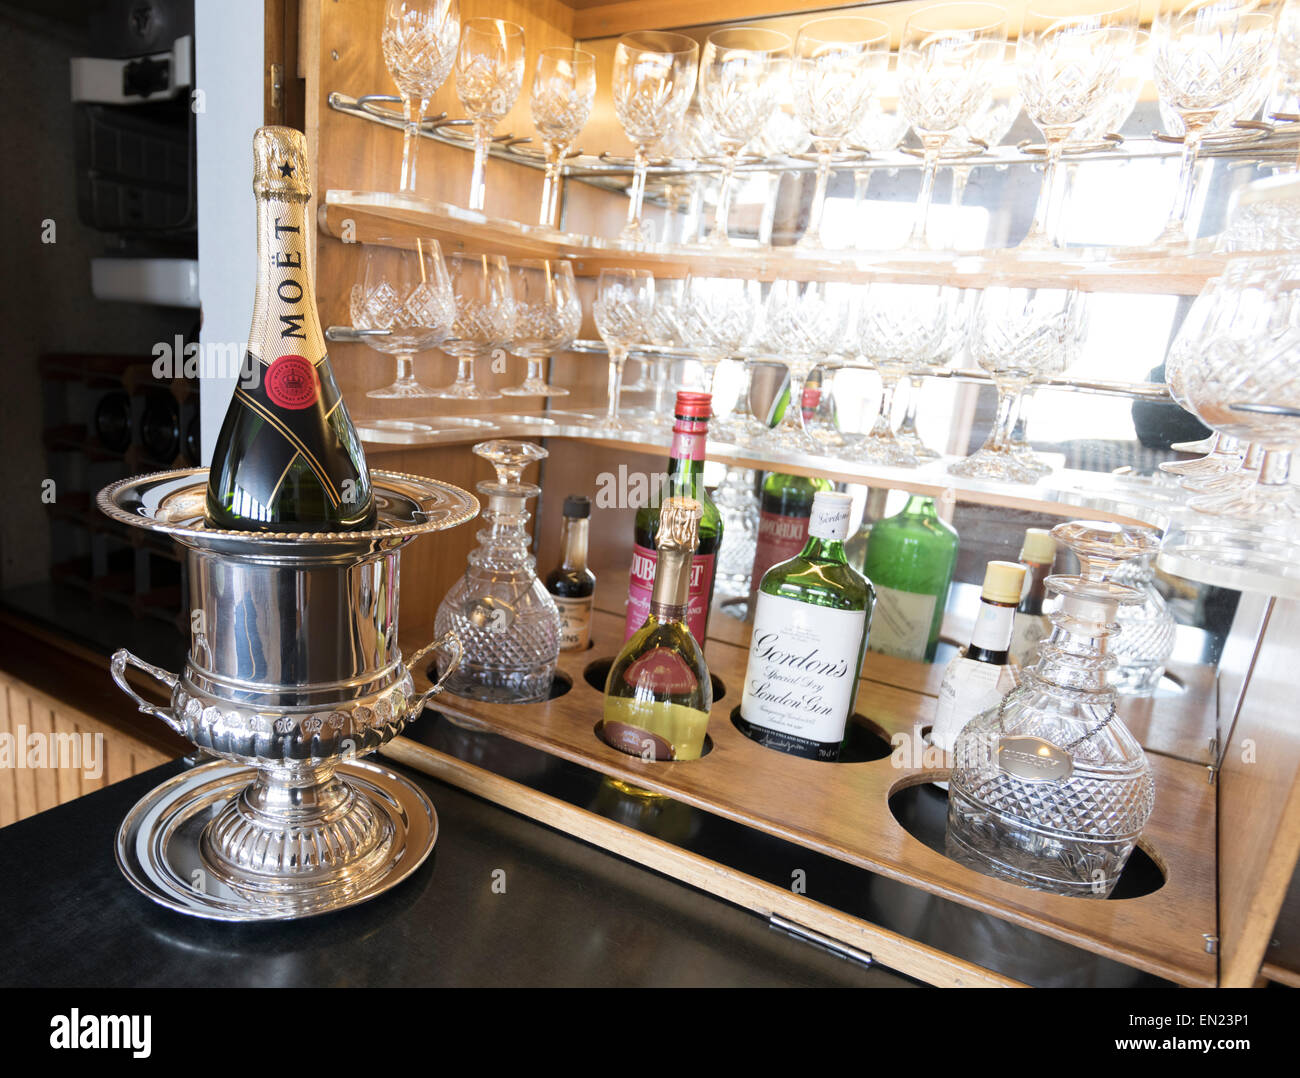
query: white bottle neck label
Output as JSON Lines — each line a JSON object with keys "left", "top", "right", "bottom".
{"left": 970, "top": 602, "right": 1015, "bottom": 653}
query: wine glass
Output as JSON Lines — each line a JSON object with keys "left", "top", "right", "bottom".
{"left": 791, "top": 16, "right": 891, "bottom": 248}
{"left": 945, "top": 52, "right": 1021, "bottom": 245}
{"left": 613, "top": 32, "right": 700, "bottom": 245}
{"left": 1017, "top": 0, "right": 1139, "bottom": 248}
{"left": 1153, "top": 0, "right": 1275, "bottom": 245}
{"left": 455, "top": 18, "right": 526, "bottom": 212}
{"left": 897, "top": 289, "right": 969, "bottom": 461}
{"left": 699, "top": 27, "right": 792, "bottom": 245}
{"left": 531, "top": 47, "right": 597, "bottom": 228}
{"left": 677, "top": 275, "right": 762, "bottom": 404}
{"left": 502, "top": 259, "right": 580, "bottom": 398}
{"left": 382, "top": 0, "right": 461, "bottom": 193}
{"left": 898, "top": 2, "right": 1009, "bottom": 249}
{"left": 593, "top": 268, "right": 654, "bottom": 430}
{"left": 849, "top": 282, "right": 958, "bottom": 466}
{"left": 949, "top": 285, "right": 1088, "bottom": 483}
{"left": 349, "top": 239, "right": 455, "bottom": 399}
{"left": 434, "top": 253, "right": 515, "bottom": 400}
{"left": 762, "top": 279, "right": 852, "bottom": 452}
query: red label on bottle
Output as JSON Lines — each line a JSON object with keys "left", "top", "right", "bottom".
{"left": 670, "top": 430, "right": 706, "bottom": 460}
{"left": 625, "top": 544, "right": 715, "bottom": 643}
{"left": 265, "top": 354, "right": 320, "bottom": 410}
{"left": 750, "top": 510, "right": 811, "bottom": 592}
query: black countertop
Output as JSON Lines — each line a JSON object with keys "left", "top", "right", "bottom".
{"left": 0, "top": 757, "right": 915, "bottom": 988}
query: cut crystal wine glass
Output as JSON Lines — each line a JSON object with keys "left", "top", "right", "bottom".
{"left": 434, "top": 252, "right": 515, "bottom": 401}
{"left": 1016, "top": 0, "right": 1139, "bottom": 248}
{"left": 382, "top": 0, "right": 460, "bottom": 193}
{"left": 699, "top": 27, "right": 791, "bottom": 246}
{"left": 762, "top": 279, "right": 852, "bottom": 452}
{"left": 1110, "top": 549, "right": 1176, "bottom": 697}
{"left": 502, "top": 259, "right": 580, "bottom": 398}
{"left": 593, "top": 268, "right": 654, "bottom": 431}
{"left": 349, "top": 238, "right": 455, "bottom": 400}
{"left": 677, "top": 275, "right": 762, "bottom": 410}
{"left": 455, "top": 18, "right": 526, "bottom": 212}
{"left": 1153, "top": 0, "right": 1275, "bottom": 244}
{"left": 792, "top": 16, "right": 891, "bottom": 248}
{"left": 899, "top": 2, "right": 1008, "bottom": 249}
{"left": 848, "top": 282, "right": 958, "bottom": 466}
{"left": 949, "top": 285, "right": 1088, "bottom": 483}
{"left": 613, "top": 32, "right": 700, "bottom": 246}
{"left": 434, "top": 440, "right": 560, "bottom": 706}
{"left": 531, "top": 47, "right": 596, "bottom": 228}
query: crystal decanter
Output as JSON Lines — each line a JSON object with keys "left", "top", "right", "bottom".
{"left": 434, "top": 440, "right": 560, "bottom": 703}
{"left": 946, "top": 520, "right": 1157, "bottom": 899}
{"left": 1109, "top": 548, "right": 1176, "bottom": 697}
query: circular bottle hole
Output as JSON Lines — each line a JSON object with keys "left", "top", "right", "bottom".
{"left": 583, "top": 657, "right": 725, "bottom": 703}
{"left": 547, "top": 671, "right": 572, "bottom": 700}
{"left": 887, "top": 779, "right": 1165, "bottom": 900}
{"left": 728, "top": 708, "right": 893, "bottom": 762}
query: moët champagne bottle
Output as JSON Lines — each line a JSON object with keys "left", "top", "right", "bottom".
{"left": 205, "top": 126, "right": 375, "bottom": 531}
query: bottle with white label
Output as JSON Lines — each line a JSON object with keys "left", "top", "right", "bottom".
{"left": 863, "top": 494, "right": 958, "bottom": 663}
{"left": 545, "top": 495, "right": 596, "bottom": 652}
{"left": 1009, "top": 528, "right": 1056, "bottom": 671}
{"left": 930, "top": 560, "right": 1026, "bottom": 773}
{"left": 737, "top": 491, "right": 874, "bottom": 761}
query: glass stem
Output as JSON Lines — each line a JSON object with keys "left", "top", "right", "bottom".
{"left": 1164, "top": 124, "right": 1206, "bottom": 241}
{"left": 399, "top": 96, "right": 428, "bottom": 193}
{"left": 712, "top": 154, "right": 738, "bottom": 242}
{"left": 395, "top": 354, "right": 416, "bottom": 386}
{"left": 1257, "top": 448, "right": 1291, "bottom": 492}
{"left": 526, "top": 358, "right": 544, "bottom": 384}
{"left": 606, "top": 349, "right": 627, "bottom": 423}
{"left": 1011, "top": 385, "right": 1035, "bottom": 447}
{"left": 989, "top": 382, "right": 1024, "bottom": 451}
{"left": 804, "top": 151, "right": 833, "bottom": 244}
{"left": 625, "top": 148, "right": 649, "bottom": 232}
{"left": 908, "top": 138, "right": 945, "bottom": 247}
{"left": 899, "top": 376, "right": 920, "bottom": 436}
{"left": 1025, "top": 138, "right": 1066, "bottom": 245}
{"left": 468, "top": 122, "right": 492, "bottom": 211}
{"left": 871, "top": 372, "right": 901, "bottom": 437}
{"left": 778, "top": 368, "right": 809, "bottom": 434}
{"left": 539, "top": 142, "right": 561, "bottom": 226}
{"left": 456, "top": 355, "right": 475, "bottom": 388}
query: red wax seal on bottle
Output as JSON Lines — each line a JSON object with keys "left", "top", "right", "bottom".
{"left": 265, "top": 354, "right": 320, "bottom": 410}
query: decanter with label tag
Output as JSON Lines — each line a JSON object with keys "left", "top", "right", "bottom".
{"left": 434, "top": 440, "right": 560, "bottom": 704}
{"left": 945, "top": 521, "right": 1157, "bottom": 899}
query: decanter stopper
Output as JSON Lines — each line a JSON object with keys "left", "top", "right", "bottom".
{"left": 1046, "top": 520, "right": 1161, "bottom": 628}
{"left": 474, "top": 439, "right": 547, "bottom": 496}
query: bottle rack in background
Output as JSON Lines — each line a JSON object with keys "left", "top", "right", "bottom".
{"left": 40, "top": 354, "right": 198, "bottom": 636}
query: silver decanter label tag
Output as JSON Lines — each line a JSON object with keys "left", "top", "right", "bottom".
{"left": 997, "top": 736, "right": 1073, "bottom": 782}
{"left": 463, "top": 596, "right": 516, "bottom": 633}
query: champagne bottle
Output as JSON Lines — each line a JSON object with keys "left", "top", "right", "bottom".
{"left": 1009, "top": 527, "right": 1056, "bottom": 670}
{"left": 624, "top": 391, "right": 722, "bottom": 642}
{"left": 863, "top": 494, "right": 958, "bottom": 663}
{"left": 738, "top": 491, "right": 874, "bottom": 761}
{"left": 747, "top": 471, "right": 832, "bottom": 610}
{"left": 603, "top": 498, "right": 712, "bottom": 770}
{"left": 545, "top": 494, "right": 596, "bottom": 652}
{"left": 929, "top": 560, "right": 1026, "bottom": 764}
{"left": 205, "top": 126, "right": 375, "bottom": 531}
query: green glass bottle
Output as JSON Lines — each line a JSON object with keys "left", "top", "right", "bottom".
{"left": 625, "top": 391, "right": 722, "bottom": 642}
{"left": 738, "top": 491, "right": 874, "bottom": 761}
{"left": 843, "top": 486, "right": 889, "bottom": 573}
{"left": 205, "top": 126, "right": 375, "bottom": 531}
{"left": 862, "top": 494, "right": 958, "bottom": 663}
{"left": 748, "top": 471, "right": 832, "bottom": 606}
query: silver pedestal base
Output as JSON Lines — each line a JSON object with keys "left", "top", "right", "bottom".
{"left": 116, "top": 759, "right": 437, "bottom": 922}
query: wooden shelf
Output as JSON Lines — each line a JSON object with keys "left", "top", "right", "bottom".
{"left": 321, "top": 190, "right": 1234, "bottom": 296}
{"left": 397, "top": 603, "right": 1217, "bottom": 986}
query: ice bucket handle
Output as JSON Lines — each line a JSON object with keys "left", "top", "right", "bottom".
{"left": 110, "top": 648, "right": 184, "bottom": 736}
{"left": 405, "top": 630, "right": 464, "bottom": 714}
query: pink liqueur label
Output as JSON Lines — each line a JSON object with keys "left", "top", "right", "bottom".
{"left": 624, "top": 543, "right": 716, "bottom": 642}
{"left": 671, "top": 429, "right": 706, "bottom": 461}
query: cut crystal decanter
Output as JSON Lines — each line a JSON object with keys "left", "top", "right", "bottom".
{"left": 1110, "top": 548, "right": 1176, "bottom": 697}
{"left": 435, "top": 440, "right": 560, "bottom": 704}
{"left": 946, "top": 520, "right": 1157, "bottom": 899}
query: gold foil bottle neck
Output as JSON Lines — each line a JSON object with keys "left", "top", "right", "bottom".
{"left": 657, "top": 497, "right": 702, "bottom": 553}
{"left": 253, "top": 126, "right": 312, "bottom": 201}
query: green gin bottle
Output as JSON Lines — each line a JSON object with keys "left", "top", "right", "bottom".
{"left": 863, "top": 494, "right": 958, "bottom": 663}
{"left": 738, "top": 491, "right": 874, "bottom": 761}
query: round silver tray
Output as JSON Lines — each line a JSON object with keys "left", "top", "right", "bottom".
{"left": 96, "top": 467, "right": 479, "bottom": 553}
{"left": 116, "top": 759, "right": 438, "bottom": 922}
